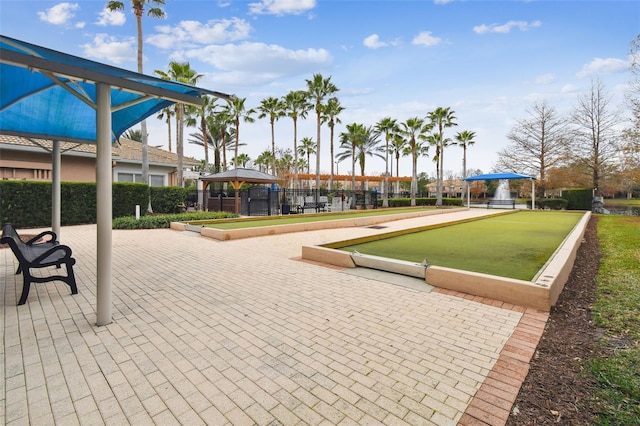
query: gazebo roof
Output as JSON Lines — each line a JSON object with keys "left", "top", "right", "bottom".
{"left": 200, "top": 168, "right": 280, "bottom": 185}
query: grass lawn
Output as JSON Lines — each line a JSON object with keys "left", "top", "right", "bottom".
{"left": 338, "top": 210, "right": 584, "bottom": 281}
{"left": 197, "top": 207, "right": 442, "bottom": 229}
{"left": 590, "top": 214, "right": 640, "bottom": 423}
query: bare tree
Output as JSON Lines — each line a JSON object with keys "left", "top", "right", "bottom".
{"left": 570, "top": 79, "right": 622, "bottom": 196}
{"left": 496, "top": 100, "right": 569, "bottom": 197}
{"left": 620, "top": 35, "right": 640, "bottom": 194}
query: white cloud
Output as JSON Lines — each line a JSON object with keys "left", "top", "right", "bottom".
{"left": 37, "top": 2, "right": 80, "bottom": 26}
{"left": 248, "top": 0, "right": 316, "bottom": 16}
{"left": 81, "top": 34, "right": 136, "bottom": 64}
{"left": 147, "top": 18, "right": 252, "bottom": 49}
{"left": 533, "top": 73, "right": 556, "bottom": 85}
{"left": 561, "top": 84, "right": 579, "bottom": 93}
{"left": 576, "top": 57, "right": 629, "bottom": 77}
{"left": 412, "top": 31, "right": 442, "bottom": 47}
{"left": 177, "top": 41, "right": 331, "bottom": 87}
{"left": 473, "top": 20, "right": 542, "bottom": 34}
{"left": 96, "top": 8, "right": 126, "bottom": 26}
{"left": 363, "top": 34, "right": 400, "bottom": 49}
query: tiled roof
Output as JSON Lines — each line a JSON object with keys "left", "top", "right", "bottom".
{"left": 0, "top": 134, "right": 200, "bottom": 166}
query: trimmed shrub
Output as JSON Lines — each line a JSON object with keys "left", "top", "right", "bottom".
{"left": 112, "top": 211, "right": 238, "bottom": 229}
{"left": 112, "top": 183, "right": 149, "bottom": 218}
{"left": 0, "top": 180, "right": 52, "bottom": 228}
{"left": 562, "top": 188, "right": 593, "bottom": 210}
{"left": 150, "top": 186, "right": 190, "bottom": 214}
{"left": 528, "top": 198, "right": 569, "bottom": 210}
{"left": 0, "top": 180, "right": 149, "bottom": 227}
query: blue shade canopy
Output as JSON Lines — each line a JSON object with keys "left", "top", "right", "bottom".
{"left": 0, "top": 34, "right": 231, "bottom": 143}
{"left": 464, "top": 172, "right": 535, "bottom": 181}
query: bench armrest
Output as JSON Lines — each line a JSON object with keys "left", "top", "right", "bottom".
{"left": 32, "top": 244, "right": 73, "bottom": 264}
{"left": 26, "top": 230, "right": 58, "bottom": 245}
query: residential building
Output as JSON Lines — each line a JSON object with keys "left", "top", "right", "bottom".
{"left": 0, "top": 134, "right": 199, "bottom": 186}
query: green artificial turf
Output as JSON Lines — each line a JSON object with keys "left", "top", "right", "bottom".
{"left": 339, "top": 211, "right": 584, "bottom": 281}
{"left": 198, "top": 207, "right": 438, "bottom": 229}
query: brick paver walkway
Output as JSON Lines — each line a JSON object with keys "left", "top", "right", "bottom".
{"left": 1, "top": 210, "right": 547, "bottom": 425}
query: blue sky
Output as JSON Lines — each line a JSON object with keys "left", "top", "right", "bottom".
{"left": 1, "top": 0, "right": 638, "bottom": 178}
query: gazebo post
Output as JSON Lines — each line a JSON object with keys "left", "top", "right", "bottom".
{"left": 531, "top": 179, "right": 536, "bottom": 210}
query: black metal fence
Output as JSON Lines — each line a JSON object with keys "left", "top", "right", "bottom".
{"left": 187, "top": 188, "right": 397, "bottom": 216}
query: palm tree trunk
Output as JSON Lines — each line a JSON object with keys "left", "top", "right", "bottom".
{"left": 315, "top": 113, "right": 321, "bottom": 195}
{"left": 351, "top": 149, "right": 356, "bottom": 209}
{"left": 167, "top": 115, "right": 172, "bottom": 152}
{"left": 411, "top": 153, "right": 417, "bottom": 207}
{"left": 201, "top": 117, "right": 208, "bottom": 172}
{"left": 293, "top": 119, "right": 299, "bottom": 189}
{"left": 329, "top": 124, "right": 335, "bottom": 190}
{"left": 177, "top": 104, "right": 184, "bottom": 187}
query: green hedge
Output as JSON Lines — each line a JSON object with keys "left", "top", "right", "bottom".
{"left": 527, "top": 198, "right": 569, "bottom": 210}
{"left": 380, "top": 197, "right": 464, "bottom": 207}
{"left": 562, "top": 188, "right": 593, "bottom": 210}
{"left": 150, "top": 186, "right": 190, "bottom": 214}
{"left": 0, "top": 181, "right": 150, "bottom": 227}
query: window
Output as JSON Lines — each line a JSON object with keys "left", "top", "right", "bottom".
{"left": 118, "top": 173, "right": 165, "bottom": 186}
{"left": 149, "top": 175, "right": 164, "bottom": 187}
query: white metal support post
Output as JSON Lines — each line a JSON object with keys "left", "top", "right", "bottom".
{"left": 52, "top": 140, "right": 61, "bottom": 236}
{"left": 96, "top": 83, "right": 113, "bottom": 326}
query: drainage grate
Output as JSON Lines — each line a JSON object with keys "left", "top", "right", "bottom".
{"left": 367, "top": 225, "right": 388, "bottom": 229}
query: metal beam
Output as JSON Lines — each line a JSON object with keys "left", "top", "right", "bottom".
{"left": 1, "top": 49, "right": 232, "bottom": 105}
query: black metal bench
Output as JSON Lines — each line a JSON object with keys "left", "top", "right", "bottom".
{"left": 301, "top": 202, "right": 326, "bottom": 213}
{"left": 1, "top": 223, "right": 78, "bottom": 305}
{"left": 487, "top": 199, "right": 516, "bottom": 209}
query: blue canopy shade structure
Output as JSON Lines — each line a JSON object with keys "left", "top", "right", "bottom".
{"left": 463, "top": 172, "right": 536, "bottom": 208}
{"left": 0, "top": 34, "right": 231, "bottom": 143}
{"left": 0, "top": 35, "right": 232, "bottom": 325}
{"left": 463, "top": 172, "right": 535, "bottom": 181}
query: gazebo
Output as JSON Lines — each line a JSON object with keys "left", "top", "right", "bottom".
{"left": 200, "top": 168, "right": 281, "bottom": 213}
{"left": 1, "top": 35, "right": 231, "bottom": 325}
{"left": 464, "top": 172, "right": 536, "bottom": 209}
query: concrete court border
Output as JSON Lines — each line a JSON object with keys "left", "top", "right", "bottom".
{"left": 170, "top": 207, "right": 470, "bottom": 241}
{"left": 301, "top": 211, "right": 591, "bottom": 311}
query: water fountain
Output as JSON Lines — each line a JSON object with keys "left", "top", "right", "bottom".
{"left": 494, "top": 179, "right": 511, "bottom": 201}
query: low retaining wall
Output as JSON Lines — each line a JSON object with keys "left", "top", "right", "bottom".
{"left": 176, "top": 208, "right": 467, "bottom": 241}
{"left": 301, "top": 211, "right": 591, "bottom": 311}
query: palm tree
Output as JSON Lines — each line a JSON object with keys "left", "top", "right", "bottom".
{"left": 257, "top": 96, "right": 285, "bottom": 174}
{"left": 156, "top": 106, "right": 174, "bottom": 152}
{"left": 282, "top": 90, "right": 311, "bottom": 188}
{"left": 305, "top": 73, "right": 338, "bottom": 192}
{"left": 214, "top": 108, "right": 234, "bottom": 171}
{"left": 254, "top": 150, "right": 274, "bottom": 173}
{"left": 155, "top": 61, "right": 202, "bottom": 187}
{"left": 188, "top": 117, "right": 238, "bottom": 174}
{"left": 297, "top": 137, "right": 316, "bottom": 174}
{"left": 321, "top": 97, "right": 345, "bottom": 190}
{"left": 428, "top": 107, "right": 458, "bottom": 206}
{"left": 374, "top": 117, "right": 399, "bottom": 207}
{"left": 106, "top": 0, "right": 165, "bottom": 185}
{"left": 185, "top": 95, "right": 217, "bottom": 172}
{"left": 232, "top": 153, "right": 251, "bottom": 168}
{"left": 338, "top": 122, "right": 367, "bottom": 205}
{"left": 455, "top": 130, "right": 476, "bottom": 202}
{"left": 389, "top": 133, "right": 406, "bottom": 196}
{"left": 400, "top": 117, "right": 432, "bottom": 206}
{"left": 123, "top": 128, "right": 142, "bottom": 142}
{"left": 353, "top": 127, "right": 382, "bottom": 177}
{"left": 224, "top": 97, "right": 255, "bottom": 169}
